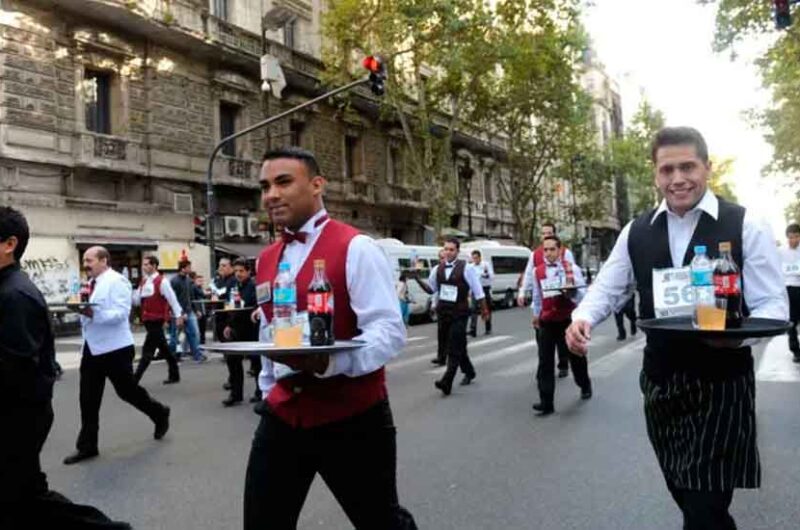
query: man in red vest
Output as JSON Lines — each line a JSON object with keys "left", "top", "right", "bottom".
{"left": 530, "top": 235, "right": 592, "bottom": 416}
{"left": 133, "top": 255, "right": 183, "bottom": 384}
{"left": 245, "top": 147, "right": 417, "bottom": 530}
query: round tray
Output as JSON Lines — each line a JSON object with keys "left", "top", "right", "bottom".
{"left": 192, "top": 299, "right": 225, "bottom": 306}
{"left": 64, "top": 302, "right": 98, "bottom": 311}
{"left": 212, "top": 306, "right": 256, "bottom": 315}
{"left": 201, "top": 340, "right": 365, "bottom": 357}
{"left": 542, "top": 285, "right": 585, "bottom": 293}
{"left": 637, "top": 316, "right": 790, "bottom": 339}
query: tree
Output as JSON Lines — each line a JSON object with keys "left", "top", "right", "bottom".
{"left": 708, "top": 156, "right": 739, "bottom": 202}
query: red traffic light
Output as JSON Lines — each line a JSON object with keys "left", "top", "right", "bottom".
{"left": 362, "top": 55, "right": 383, "bottom": 74}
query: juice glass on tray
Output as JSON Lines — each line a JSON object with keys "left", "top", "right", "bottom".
{"left": 696, "top": 298, "right": 727, "bottom": 331}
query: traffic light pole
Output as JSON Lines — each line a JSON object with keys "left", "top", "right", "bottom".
{"left": 205, "top": 76, "right": 371, "bottom": 269}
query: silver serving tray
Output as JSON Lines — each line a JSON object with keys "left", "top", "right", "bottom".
{"left": 201, "top": 340, "right": 365, "bottom": 356}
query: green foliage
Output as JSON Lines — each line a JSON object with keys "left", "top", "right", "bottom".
{"left": 708, "top": 156, "right": 739, "bottom": 203}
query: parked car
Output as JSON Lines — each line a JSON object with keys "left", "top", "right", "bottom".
{"left": 374, "top": 239, "right": 442, "bottom": 322}
{"left": 461, "top": 241, "right": 531, "bottom": 309}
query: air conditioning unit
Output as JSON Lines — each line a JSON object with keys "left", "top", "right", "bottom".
{"left": 223, "top": 215, "right": 244, "bottom": 236}
{"left": 246, "top": 216, "right": 261, "bottom": 237}
{"left": 173, "top": 193, "right": 193, "bottom": 214}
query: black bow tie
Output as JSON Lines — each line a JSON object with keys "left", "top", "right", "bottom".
{"left": 444, "top": 263, "right": 454, "bottom": 269}
{"left": 281, "top": 231, "right": 308, "bottom": 244}
{"left": 547, "top": 263, "right": 558, "bottom": 268}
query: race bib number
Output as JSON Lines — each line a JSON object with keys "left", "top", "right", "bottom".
{"left": 439, "top": 284, "right": 458, "bottom": 303}
{"left": 784, "top": 262, "right": 800, "bottom": 276}
{"left": 140, "top": 282, "right": 155, "bottom": 298}
{"left": 256, "top": 281, "right": 272, "bottom": 305}
{"left": 652, "top": 267, "right": 695, "bottom": 318}
{"left": 540, "top": 277, "right": 562, "bottom": 299}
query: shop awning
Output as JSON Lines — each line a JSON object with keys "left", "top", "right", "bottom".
{"left": 71, "top": 236, "right": 158, "bottom": 249}
{"left": 215, "top": 241, "right": 266, "bottom": 259}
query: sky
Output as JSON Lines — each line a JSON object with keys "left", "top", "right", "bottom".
{"left": 583, "top": 0, "right": 795, "bottom": 241}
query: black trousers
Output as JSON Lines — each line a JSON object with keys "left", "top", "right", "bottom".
{"left": 469, "top": 286, "right": 492, "bottom": 334}
{"left": 535, "top": 326, "right": 568, "bottom": 371}
{"left": 439, "top": 314, "right": 475, "bottom": 386}
{"left": 536, "top": 319, "right": 590, "bottom": 406}
{"left": 666, "top": 481, "right": 737, "bottom": 530}
{"left": 197, "top": 313, "right": 207, "bottom": 345}
{"left": 244, "top": 400, "right": 417, "bottom": 530}
{"left": 787, "top": 286, "right": 800, "bottom": 354}
{"left": 614, "top": 297, "right": 637, "bottom": 339}
{"left": 76, "top": 345, "right": 168, "bottom": 453}
{"left": 134, "top": 320, "right": 179, "bottom": 383}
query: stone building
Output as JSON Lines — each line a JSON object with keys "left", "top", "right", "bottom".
{"left": 0, "top": 0, "right": 516, "bottom": 302}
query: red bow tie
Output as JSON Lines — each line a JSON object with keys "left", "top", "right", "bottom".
{"left": 281, "top": 231, "right": 308, "bottom": 244}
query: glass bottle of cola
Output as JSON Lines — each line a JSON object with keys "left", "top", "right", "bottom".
{"left": 308, "top": 259, "right": 335, "bottom": 346}
{"left": 713, "top": 241, "right": 743, "bottom": 329}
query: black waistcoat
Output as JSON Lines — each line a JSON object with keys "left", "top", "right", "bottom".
{"left": 628, "top": 197, "right": 752, "bottom": 380}
{"left": 436, "top": 260, "right": 470, "bottom": 317}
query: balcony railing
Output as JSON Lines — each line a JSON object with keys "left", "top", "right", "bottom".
{"left": 213, "top": 155, "right": 259, "bottom": 183}
{"left": 74, "top": 132, "right": 146, "bottom": 173}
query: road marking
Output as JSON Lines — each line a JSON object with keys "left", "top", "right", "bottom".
{"left": 492, "top": 358, "right": 538, "bottom": 378}
{"left": 427, "top": 339, "right": 535, "bottom": 374}
{"left": 588, "top": 337, "right": 646, "bottom": 377}
{"left": 756, "top": 336, "right": 800, "bottom": 382}
{"left": 407, "top": 336, "right": 428, "bottom": 343}
{"left": 389, "top": 335, "right": 513, "bottom": 370}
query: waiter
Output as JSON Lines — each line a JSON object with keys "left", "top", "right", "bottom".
{"left": 520, "top": 222, "right": 575, "bottom": 378}
{"left": 132, "top": 255, "right": 183, "bottom": 384}
{"left": 244, "top": 147, "right": 417, "bottom": 530}
{"left": 468, "top": 249, "right": 493, "bottom": 337}
{"left": 0, "top": 207, "right": 131, "bottom": 528}
{"left": 566, "top": 127, "right": 786, "bottom": 529}
{"left": 529, "top": 235, "right": 591, "bottom": 416}
{"left": 780, "top": 223, "right": 800, "bottom": 363}
{"left": 221, "top": 258, "right": 260, "bottom": 407}
{"left": 63, "top": 246, "right": 171, "bottom": 465}
{"left": 414, "top": 237, "right": 489, "bottom": 396}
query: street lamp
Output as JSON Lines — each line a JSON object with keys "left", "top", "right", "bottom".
{"left": 458, "top": 159, "right": 474, "bottom": 238}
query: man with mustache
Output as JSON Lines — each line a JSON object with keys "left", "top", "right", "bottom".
{"left": 566, "top": 127, "right": 786, "bottom": 529}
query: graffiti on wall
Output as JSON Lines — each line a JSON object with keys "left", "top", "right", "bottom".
{"left": 21, "top": 256, "right": 77, "bottom": 303}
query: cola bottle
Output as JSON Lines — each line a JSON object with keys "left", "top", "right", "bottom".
{"left": 713, "top": 241, "right": 743, "bottom": 329}
{"left": 307, "top": 259, "right": 334, "bottom": 346}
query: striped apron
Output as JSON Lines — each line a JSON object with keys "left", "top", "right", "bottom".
{"left": 639, "top": 370, "right": 760, "bottom": 491}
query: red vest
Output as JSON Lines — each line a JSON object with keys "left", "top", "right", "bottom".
{"left": 140, "top": 275, "right": 170, "bottom": 322}
{"left": 532, "top": 245, "right": 568, "bottom": 268}
{"left": 256, "top": 219, "right": 388, "bottom": 428}
{"left": 535, "top": 260, "right": 576, "bottom": 322}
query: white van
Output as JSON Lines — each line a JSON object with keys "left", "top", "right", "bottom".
{"left": 374, "top": 239, "right": 442, "bottom": 322}
{"left": 461, "top": 241, "right": 531, "bottom": 308}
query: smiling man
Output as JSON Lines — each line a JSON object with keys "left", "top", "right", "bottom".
{"left": 565, "top": 127, "right": 786, "bottom": 529}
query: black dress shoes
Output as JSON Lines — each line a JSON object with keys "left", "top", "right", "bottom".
{"left": 460, "top": 374, "right": 475, "bottom": 386}
{"left": 249, "top": 395, "right": 262, "bottom": 404}
{"left": 154, "top": 407, "right": 170, "bottom": 440}
{"left": 581, "top": 387, "right": 593, "bottom": 400}
{"left": 63, "top": 450, "right": 99, "bottom": 465}
{"left": 223, "top": 382, "right": 232, "bottom": 390}
{"left": 434, "top": 379, "right": 451, "bottom": 396}
{"left": 430, "top": 359, "right": 446, "bottom": 366}
{"left": 222, "top": 397, "right": 243, "bottom": 407}
{"left": 616, "top": 335, "right": 626, "bottom": 341}
{"left": 162, "top": 378, "right": 180, "bottom": 385}
{"left": 557, "top": 368, "right": 568, "bottom": 378}
{"left": 532, "top": 403, "right": 554, "bottom": 416}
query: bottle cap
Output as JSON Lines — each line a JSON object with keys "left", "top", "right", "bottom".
{"left": 314, "top": 259, "right": 325, "bottom": 268}
{"left": 719, "top": 242, "right": 731, "bottom": 252}
{"left": 694, "top": 245, "right": 707, "bottom": 254}
{"left": 278, "top": 262, "right": 291, "bottom": 272}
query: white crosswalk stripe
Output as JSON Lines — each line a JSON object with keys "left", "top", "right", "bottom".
{"left": 588, "top": 337, "right": 646, "bottom": 377}
{"left": 426, "top": 339, "right": 536, "bottom": 375}
{"left": 389, "top": 335, "right": 512, "bottom": 370}
{"left": 757, "top": 336, "right": 800, "bottom": 382}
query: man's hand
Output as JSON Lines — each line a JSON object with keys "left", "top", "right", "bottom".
{"left": 517, "top": 295, "right": 527, "bottom": 308}
{"left": 176, "top": 315, "right": 186, "bottom": 329}
{"left": 566, "top": 320, "right": 592, "bottom": 356}
{"left": 266, "top": 353, "right": 329, "bottom": 374}
{"left": 480, "top": 300, "right": 490, "bottom": 321}
{"left": 223, "top": 326, "right": 233, "bottom": 340}
{"left": 78, "top": 306, "right": 93, "bottom": 318}
{"left": 250, "top": 309, "right": 261, "bottom": 323}
{"left": 532, "top": 316, "right": 540, "bottom": 329}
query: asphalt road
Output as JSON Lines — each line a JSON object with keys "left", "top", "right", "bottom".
{"left": 43, "top": 308, "right": 800, "bottom": 529}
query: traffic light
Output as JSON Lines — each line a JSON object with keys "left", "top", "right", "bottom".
{"left": 193, "top": 215, "right": 208, "bottom": 245}
{"left": 362, "top": 55, "right": 386, "bottom": 96}
{"left": 776, "top": 0, "right": 792, "bottom": 30}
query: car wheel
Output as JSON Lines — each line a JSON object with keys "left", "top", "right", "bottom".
{"left": 504, "top": 290, "right": 515, "bottom": 309}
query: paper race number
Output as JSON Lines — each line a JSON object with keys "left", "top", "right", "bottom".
{"left": 783, "top": 262, "right": 800, "bottom": 276}
{"left": 652, "top": 267, "right": 695, "bottom": 318}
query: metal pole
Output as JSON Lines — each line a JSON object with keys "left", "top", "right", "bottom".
{"left": 467, "top": 184, "right": 473, "bottom": 237}
{"left": 205, "top": 76, "right": 371, "bottom": 269}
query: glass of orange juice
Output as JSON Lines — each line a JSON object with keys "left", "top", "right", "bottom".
{"left": 696, "top": 298, "right": 727, "bottom": 331}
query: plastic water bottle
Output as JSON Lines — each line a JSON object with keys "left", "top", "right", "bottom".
{"left": 273, "top": 262, "right": 299, "bottom": 345}
{"left": 691, "top": 245, "right": 714, "bottom": 328}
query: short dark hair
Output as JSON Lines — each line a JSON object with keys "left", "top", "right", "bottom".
{"left": 95, "top": 247, "right": 111, "bottom": 263}
{"left": 189, "top": 271, "right": 197, "bottom": 279}
{"left": 178, "top": 259, "right": 191, "bottom": 271}
{"left": 787, "top": 223, "right": 800, "bottom": 236}
{"left": 144, "top": 255, "right": 159, "bottom": 268}
{"left": 471, "top": 250, "right": 481, "bottom": 258}
{"left": 232, "top": 257, "right": 250, "bottom": 271}
{"left": 651, "top": 126, "right": 709, "bottom": 163}
{"left": 542, "top": 221, "right": 556, "bottom": 233}
{"left": 0, "top": 206, "right": 30, "bottom": 262}
{"left": 262, "top": 147, "right": 321, "bottom": 178}
{"left": 542, "top": 235, "right": 562, "bottom": 248}
{"left": 443, "top": 237, "right": 461, "bottom": 250}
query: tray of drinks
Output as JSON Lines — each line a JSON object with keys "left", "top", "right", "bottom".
{"left": 200, "top": 340, "right": 365, "bottom": 357}
{"left": 542, "top": 285, "right": 585, "bottom": 293}
{"left": 637, "top": 316, "right": 790, "bottom": 340}
{"left": 212, "top": 306, "right": 256, "bottom": 314}
{"left": 64, "top": 301, "right": 98, "bottom": 311}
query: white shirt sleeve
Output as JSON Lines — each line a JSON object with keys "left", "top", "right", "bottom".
{"left": 564, "top": 248, "right": 576, "bottom": 264}
{"left": 531, "top": 267, "right": 543, "bottom": 317}
{"left": 160, "top": 277, "right": 183, "bottom": 318}
{"left": 519, "top": 253, "right": 534, "bottom": 296}
{"left": 92, "top": 276, "right": 132, "bottom": 326}
{"left": 132, "top": 284, "right": 142, "bottom": 307}
{"left": 464, "top": 264, "right": 485, "bottom": 300}
{"left": 318, "top": 235, "right": 407, "bottom": 379}
{"left": 427, "top": 266, "right": 439, "bottom": 293}
{"left": 571, "top": 222, "right": 635, "bottom": 327}
{"left": 257, "top": 308, "right": 277, "bottom": 394}
{"left": 742, "top": 212, "right": 788, "bottom": 320}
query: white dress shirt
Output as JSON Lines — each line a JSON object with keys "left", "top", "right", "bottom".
{"left": 81, "top": 268, "right": 135, "bottom": 355}
{"left": 469, "top": 261, "right": 494, "bottom": 288}
{"left": 520, "top": 247, "right": 576, "bottom": 294}
{"left": 258, "top": 209, "right": 407, "bottom": 393}
{"left": 426, "top": 260, "right": 486, "bottom": 300}
{"left": 779, "top": 245, "right": 800, "bottom": 287}
{"left": 531, "top": 260, "right": 587, "bottom": 317}
{"left": 132, "top": 272, "right": 183, "bottom": 317}
{"left": 572, "top": 190, "right": 788, "bottom": 327}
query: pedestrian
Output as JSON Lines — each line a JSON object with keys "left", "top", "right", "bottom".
{"left": 613, "top": 287, "right": 637, "bottom": 341}
{"left": 168, "top": 259, "right": 205, "bottom": 363}
{"left": 245, "top": 147, "right": 417, "bottom": 530}
{"left": 212, "top": 257, "right": 238, "bottom": 391}
{"left": 566, "top": 126, "right": 786, "bottom": 529}
{"left": 0, "top": 207, "right": 132, "bottom": 528}
{"left": 413, "top": 237, "right": 489, "bottom": 396}
{"left": 468, "top": 249, "right": 493, "bottom": 336}
{"left": 191, "top": 272, "right": 208, "bottom": 345}
{"left": 519, "top": 221, "right": 576, "bottom": 378}
{"left": 396, "top": 271, "right": 411, "bottom": 326}
{"left": 63, "top": 246, "right": 171, "bottom": 465}
{"left": 221, "top": 258, "right": 260, "bottom": 407}
{"left": 430, "top": 247, "right": 447, "bottom": 365}
{"left": 779, "top": 223, "right": 800, "bottom": 362}
{"left": 529, "top": 235, "right": 591, "bottom": 416}
{"left": 132, "top": 255, "right": 183, "bottom": 384}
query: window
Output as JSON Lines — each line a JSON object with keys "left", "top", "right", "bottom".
{"left": 484, "top": 169, "right": 493, "bottom": 203}
{"left": 213, "top": 0, "right": 228, "bottom": 21}
{"left": 283, "top": 19, "right": 296, "bottom": 49}
{"left": 344, "top": 135, "right": 362, "bottom": 179}
{"left": 84, "top": 70, "right": 111, "bottom": 134}
{"left": 219, "top": 102, "right": 239, "bottom": 157}
{"left": 289, "top": 120, "right": 304, "bottom": 147}
{"left": 387, "top": 145, "right": 401, "bottom": 184}
{"left": 491, "top": 256, "right": 528, "bottom": 275}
